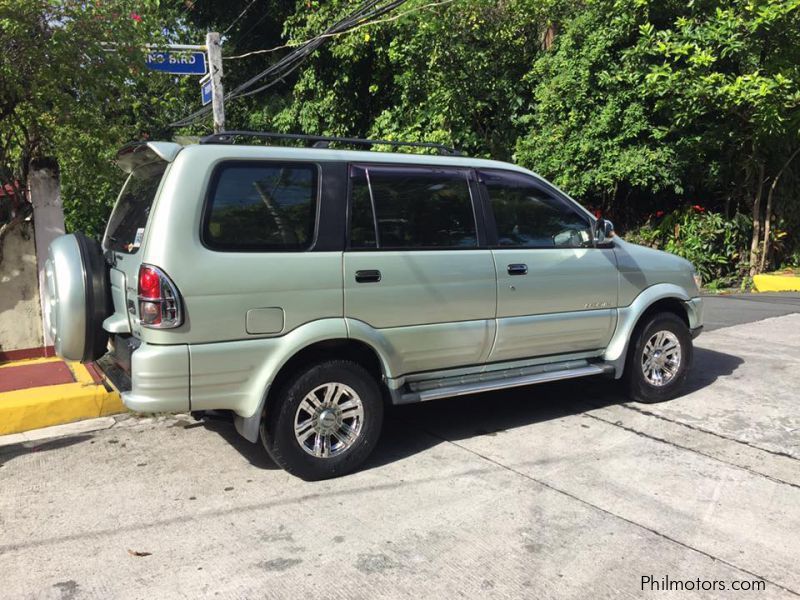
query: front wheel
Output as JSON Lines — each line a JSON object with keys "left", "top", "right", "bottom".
{"left": 624, "top": 312, "right": 692, "bottom": 403}
{"left": 261, "top": 360, "right": 384, "bottom": 480}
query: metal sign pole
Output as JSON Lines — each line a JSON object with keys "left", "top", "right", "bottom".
{"left": 205, "top": 32, "right": 225, "bottom": 133}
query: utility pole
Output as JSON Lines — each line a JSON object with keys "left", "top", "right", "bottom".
{"left": 206, "top": 32, "right": 225, "bottom": 133}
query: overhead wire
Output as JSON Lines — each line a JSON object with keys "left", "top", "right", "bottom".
{"left": 170, "top": 0, "right": 419, "bottom": 127}
{"left": 223, "top": 0, "right": 458, "bottom": 61}
{"left": 222, "top": 0, "right": 259, "bottom": 36}
{"left": 172, "top": 0, "right": 386, "bottom": 126}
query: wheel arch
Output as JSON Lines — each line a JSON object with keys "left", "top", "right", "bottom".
{"left": 635, "top": 297, "right": 690, "bottom": 330}
{"left": 233, "top": 337, "right": 388, "bottom": 442}
{"left": 604, "top": 284, "right": 695, "bottom": 378}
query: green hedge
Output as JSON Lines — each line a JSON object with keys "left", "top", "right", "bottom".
{"left": 625, "top": 206, "right": 752, "bottom": 290}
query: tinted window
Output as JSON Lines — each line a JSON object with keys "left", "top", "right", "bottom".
{"left": 349, "top": 166, "right": 477, "bottom": 249}
{"left": 350, "top": 168, "right": 377, "bottom": 249}
{"left": 204, "top": 163, "right": 317, "bottom": 250}
{"left": 105, "top": 162, "right": 166, "bottom": 254}
{"left": 480, "top": 170, "right": 591, "bottom": 248}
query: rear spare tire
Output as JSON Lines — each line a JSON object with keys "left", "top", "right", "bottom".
{"left": 45, "top": 233, "right": 112, "bottom": 362}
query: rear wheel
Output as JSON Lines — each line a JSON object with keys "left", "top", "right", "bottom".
{"left": 261, "top": 360, "right": 384, "bottom": 480}
{"left": 624, "top": 312, "right": 692, "bottom": 403}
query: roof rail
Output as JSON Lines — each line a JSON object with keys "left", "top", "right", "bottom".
{"left": 199, "top": 130, "right": 461, "bottom": 156}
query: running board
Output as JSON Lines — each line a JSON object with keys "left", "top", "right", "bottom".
{"left": 395, "top": 363, "right": 613, "bottom": 405}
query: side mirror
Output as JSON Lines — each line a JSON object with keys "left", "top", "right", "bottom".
{"left": 594, "top": 218, "right": 615, "bottom": 245}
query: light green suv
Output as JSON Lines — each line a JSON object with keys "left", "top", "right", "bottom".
{"left": 46, "top": 132, "right": 703, "bottom": 480}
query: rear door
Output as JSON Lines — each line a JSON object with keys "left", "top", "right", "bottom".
{"left": 343, "top": 164, "right": 497, "bottom": 375}
{"left": 478, "top": 169, "right": 618, "bottom": 362}
{"left": 103, "top": 160, "right": 168, "bottom": 335}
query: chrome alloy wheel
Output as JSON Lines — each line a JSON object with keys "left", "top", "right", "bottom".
{"left": 294, "top": 382, "right": 364, "bottom": 458}
{"left": 641, "top": 330, "right": 682, "bottom": 387}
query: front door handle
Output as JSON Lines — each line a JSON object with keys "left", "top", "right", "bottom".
{"left": 355, "top": 269, "right": 382, "bottom": 283}
{"left": 507, "top": 263, "right": 528, "bottom": 276}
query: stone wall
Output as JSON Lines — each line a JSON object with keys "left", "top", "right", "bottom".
{"left": 0, "top": 222, "right": 44, "bottom": 353}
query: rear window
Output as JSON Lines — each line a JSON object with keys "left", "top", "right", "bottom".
{"left": 105, "top": 162, "right": 166, "bottom": 254}
{"left": 203, "top": 162, "right": 318, "bottom": 251}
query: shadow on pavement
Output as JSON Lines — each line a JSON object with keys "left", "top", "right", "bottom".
{"left": 199, "top": 347, "right": 743, "bottom": 474}
{"left": 199, "top": 416, "right": 280, "bottom": 470}
{"left": 365, "top": 346, "right": 744, "bottom": 472}
{"left": 0, "top": 434, "right": 93, "bottom": 467}
{"left": 682, "top": 347, "right": 744, "bottom": 394}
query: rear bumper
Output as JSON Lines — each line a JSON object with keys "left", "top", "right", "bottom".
{"left": 111, "top": 341, "right": 190, "bottom": 413}
{"left": 691, "top": 325, "right": 704, "bottom": 339}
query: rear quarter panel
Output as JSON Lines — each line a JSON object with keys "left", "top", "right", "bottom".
{"left": 138, "top": 146, "right": 343, "bottom": 345}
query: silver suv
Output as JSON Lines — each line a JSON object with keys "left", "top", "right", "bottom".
{"left": 46, "top": 132, "right": 703, "bottom": 480}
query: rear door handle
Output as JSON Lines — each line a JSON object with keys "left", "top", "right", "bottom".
{"left": 507, "top": 263, "right": 528, "bottom": 276}
{"left": 355, "top": 269, "right": 382, "bottom": 283}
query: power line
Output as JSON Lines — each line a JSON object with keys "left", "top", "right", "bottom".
{"left": 223, "top": 0, "right": 458, "bottom": 61}
{"left": 222, "top": 0, "right": 259, "bottom": 36}
{"left": 228, "top": 0, "right": 408, "bottom": 100}
{"left": 170, "top": 0, "right": 412, "bottom": 127}
{"left": 234, "top": 9, "right": 271, "bottom": 47}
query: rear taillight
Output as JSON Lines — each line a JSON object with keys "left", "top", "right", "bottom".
{"left": 137, "top": 265, "right": 182, "bottom": 328}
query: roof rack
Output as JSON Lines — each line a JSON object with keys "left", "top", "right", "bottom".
{"left": 199, "top": 130, "right": 461, "bottom": 156}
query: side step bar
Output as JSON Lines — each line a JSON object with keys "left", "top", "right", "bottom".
{"left": 396, "top": 363, "right": 613, "bottom": 405}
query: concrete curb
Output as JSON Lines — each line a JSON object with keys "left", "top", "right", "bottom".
{"left": 753, "top": 273, "right": 800, "bottom": 292}
{"left": 0, "top": 358, "right": 126, "bottom": 436}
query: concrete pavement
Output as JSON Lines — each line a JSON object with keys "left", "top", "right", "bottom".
{"left": 1, "top": 310, "right": 799, "bottom": 598}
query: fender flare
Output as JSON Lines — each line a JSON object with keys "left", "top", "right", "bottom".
{"left": 232, "top": 318, "right": 396, "bottom": 442}
{"left": 604, "top": 284, "right": 699, "bottom": 378}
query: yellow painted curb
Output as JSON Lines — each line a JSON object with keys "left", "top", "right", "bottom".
{"left": 753, "top": 274, "right": 800, "bottom": 292}
{"left": 0, "top": 362, "right": 126, "bottom": 436}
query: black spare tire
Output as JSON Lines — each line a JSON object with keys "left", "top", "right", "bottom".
{"left": 45, "top": 233, "right": 112, "bottom": 362}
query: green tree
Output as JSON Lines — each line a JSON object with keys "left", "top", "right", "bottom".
{"left": 639, "top": 0, "right": 800, "bottom": 273}
{"left": 0, "top": 0, "right": 194, "bottom": 242}
{"left": 201, "top": 0, "right": 545, "bottom": 158}
{"left": 514, "top": 0, "right": 684, "bottom": 222}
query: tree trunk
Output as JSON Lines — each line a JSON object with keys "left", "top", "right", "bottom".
{"left": 760, "top": 146, "right": 800, "bottom": 272}
{"left": 760, "top": 183, "right": 774, "bottom": 273}
{"left": 748, "top": 162, "right": 765, "bottom": 276}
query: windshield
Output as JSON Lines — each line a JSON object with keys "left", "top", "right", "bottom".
{"left": 104, "top": 162, "right": 166, "bottom": 254}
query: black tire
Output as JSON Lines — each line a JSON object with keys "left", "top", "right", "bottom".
{"left": 261, "top": 360, "right": 384, "bottom": 481}
{"left": 74, "top": 233, "right": 112, "bottom": 362}
{"left": 624, "top": 312, "right": 692, "bottom": 403}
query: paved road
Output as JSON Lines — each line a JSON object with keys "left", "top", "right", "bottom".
{"left": 1, "top": 298, "right": 799, "bottom": 599}
{"left": 702, "top": 291, "right": 800, "bottom": 331}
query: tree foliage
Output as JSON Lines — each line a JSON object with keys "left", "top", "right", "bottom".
{"left": 0, "top": 0, "right": 195, "bottom": 238}
{"left": 3, "top": 0, "right": 800, "bottom": 279}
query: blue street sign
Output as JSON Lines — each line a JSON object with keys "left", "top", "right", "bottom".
{"left": 201, "top": 79, "right": 213, "bottom": 106}
{"left": 145, "top": 51, "right": 207, "bottom": 75}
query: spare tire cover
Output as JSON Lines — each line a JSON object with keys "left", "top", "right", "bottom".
{"left": 45, "top": 233, "right": 112, "bottom": 362}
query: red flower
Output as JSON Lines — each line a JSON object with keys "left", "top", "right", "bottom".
{"left": 655, "top": 210, "right": 665, "bottom": 218}
{"left": 593, "top": 209, "right": 602, "bottom": 219}
{"left": 692, "top": 204, "right": 705, "bottom": 213}
{"left": 130, "top": 11, "right": 142, "bottom": 22}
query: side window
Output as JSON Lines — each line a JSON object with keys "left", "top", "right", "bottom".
{"left": 204, "top": 162, "right": 318, "bottom": 251}
{"left": 480, "top": 170, "right": 592, "bottom": 248}
{"left": 349, "top": 165, "right": 477, "bottom": 249}
{"left": 350, "top": 167, "right": 377, "bottom": 248}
